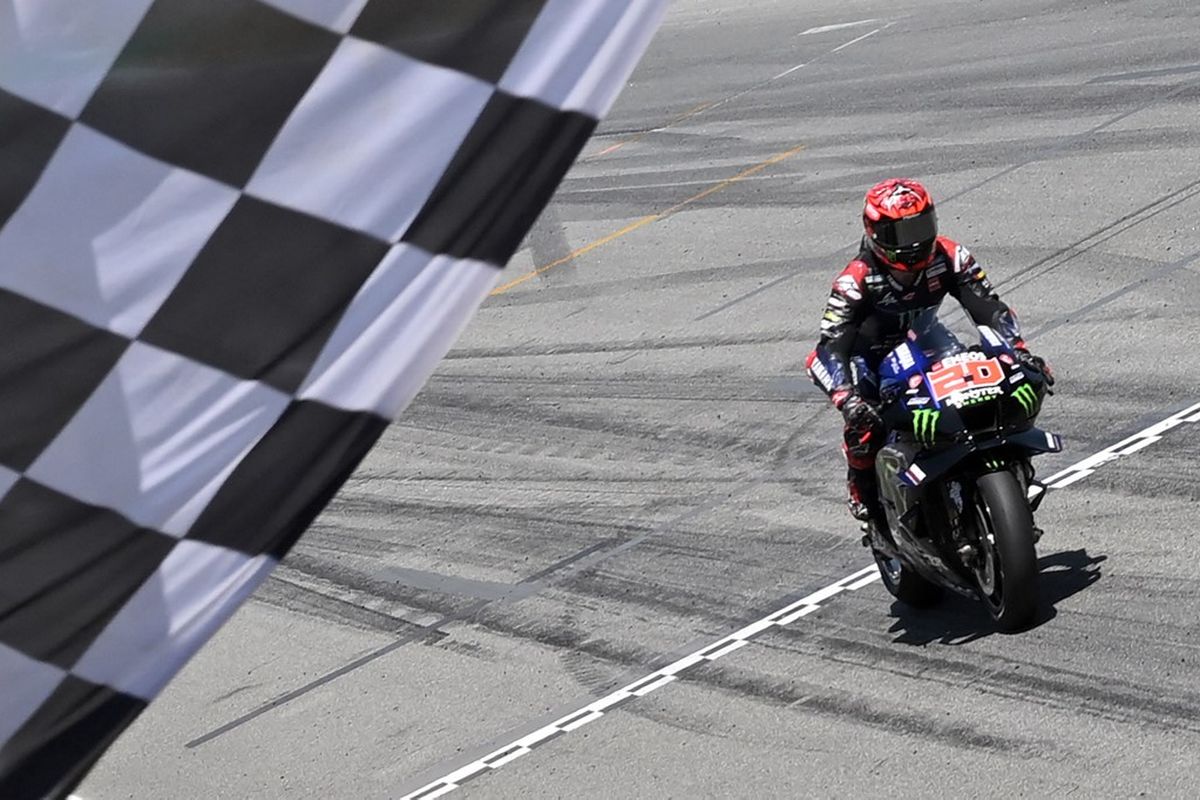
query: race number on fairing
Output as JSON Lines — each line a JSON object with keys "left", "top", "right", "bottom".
{"left": 927, "top": 356, "right": 1006, "bottom": 402}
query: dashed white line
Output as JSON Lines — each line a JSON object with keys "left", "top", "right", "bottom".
{"left": 695, "top": 637, "right": 749, "bottom": 660}
{"left": 400, "top": 567, "right": 880, "bottom": 799}
{"left": 716, "top": 23, "right": 893, "bottom": 109}
{"left": 1030, "top": 400, "right": 1200, "bottom": 499}
{"left": 770, "top": 604, "right": 820, "bottom": 626}
{"left": 558, "top": 709, "right": 603, "bottom": 732}
{"left": 831, "top": 28, "right": 884, "bottom": 53}
{"left": 770, "top": 26, "right": 884, "bottom": 79}
{"left": 771, "top": 61, "right": 811, "bottom": 80}
{"left": 844, "top": 572, "right": 883, "bottom": 591}
{"left": 402, "top": 401, "right": 1199, "bottom": 798}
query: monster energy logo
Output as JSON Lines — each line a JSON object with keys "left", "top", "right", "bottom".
{"left": 1012, "top": 383, "right": 1039, "bottom": 415}
{"left": 913, "top": 409, "right": 940, "bottom": 445}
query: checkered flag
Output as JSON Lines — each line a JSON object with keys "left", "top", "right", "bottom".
{"left": 0, "top": 1, "right": 665, "bottom": 796}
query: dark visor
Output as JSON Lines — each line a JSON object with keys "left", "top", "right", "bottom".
{"left": 872, "top": 208, "right": 937, "bottom": 248}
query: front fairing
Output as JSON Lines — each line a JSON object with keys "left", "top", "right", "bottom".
{"left": 879, "top": 325, "right": 1060, "bottom": 488}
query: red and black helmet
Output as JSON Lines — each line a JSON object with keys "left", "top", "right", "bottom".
{"left": 862, "top": 178, "right": 938, "bottom": 271}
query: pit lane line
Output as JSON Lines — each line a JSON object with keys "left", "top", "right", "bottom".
{"left": 400, "top": 400, "right": 1200, "bottom": 800}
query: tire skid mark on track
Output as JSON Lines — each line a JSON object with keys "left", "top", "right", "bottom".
{"left": 443, "top": 329, "right": 806, "bottom": 359}
{"left": 398, "top": 393, "right": 818, "bottom": 461}
{"left": 424, "top": 373, "right": 813, "bottom": 403}
{"left": 400, "top": 401, "right": 1200, "bottom": 800}
{"left": 939, "top": 79, "right": 1199, "bottom": 210}
{"left": 1028, "top": 248, "right": 1200, "bottom": 340}
{"left": 601, "top": 663, "right": 1040, "bottom": 758}
{"left": 256, "top": 574, "right": 434, "bottom": 638}
{"left": 764, "top": 628, "right": 1200, "bottom": 736}
{"left": 996, "top": 176, "right": 1200, "bottom": 294}
{"left": 487, "top": 255, "right": 821, "bottom": 309}
{"left": 198, "top": 422, "right": 820, "bottom": 747}
{"left": 274, "top": 409, "right": 842, "bottom": 635}
{"left": 655, "top": 664, "right": 1037, "bottom": 759}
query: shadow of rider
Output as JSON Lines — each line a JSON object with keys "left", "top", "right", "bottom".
{"left": 885, "top": 548, "right": 1107, "bottom": 645}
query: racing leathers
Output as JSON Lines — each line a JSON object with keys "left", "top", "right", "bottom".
{"left": 806, "top": 235, "right": 1029, "bottom": 522}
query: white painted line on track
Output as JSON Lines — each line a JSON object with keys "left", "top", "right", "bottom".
{"left": 1030, "top": 400, "right": 1200, "bottom": 499}
{"left": 770, "top": 27, "right": 882, "bottom": 79}
{"left": 770, "top": 604, "right": 821, "bottom": 626}
{"left": 403, "top": 402, "right": 1200, "bottom": 799}
{"left": 800, "top": 19, "right": 880, "bottom": 36}
{"left": 399, "top": 568, "right": 880, "bottom": 800}
{"left": 720, "top": 24, "right": 892, "bottom": 108}
{"left": 844, "top": 572, "right": 883, "bottom": 591}
{"left": 771, "top": 61, "right": 810, "bottom": 80}
{"left": 831, "top": 28, "right": 884, "bottom": 53}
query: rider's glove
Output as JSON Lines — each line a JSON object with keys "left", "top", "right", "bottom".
{"left": 1015, "top": 347, "right": 1055, "bottom": 387}
{"left": 839, "top": 392, "right": 882, "bottom": 431}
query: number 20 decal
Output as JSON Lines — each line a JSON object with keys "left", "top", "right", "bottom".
{"left": 927, "top": 358, "right": 1004, "bottom": 401}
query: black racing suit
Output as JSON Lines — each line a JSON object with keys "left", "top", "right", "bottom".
{"left": 805, "top": 236, "right": 1025, "bottom": 515}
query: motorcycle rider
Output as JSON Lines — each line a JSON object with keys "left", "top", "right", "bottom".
{"left": 806, "top": 178, "right": 1053, "bottom": 523}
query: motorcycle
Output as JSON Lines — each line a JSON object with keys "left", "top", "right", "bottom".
{"left": 865, "top": 324, "right": 1061, "bottom": 631}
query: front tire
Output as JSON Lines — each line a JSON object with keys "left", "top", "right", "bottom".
{"left": 972, "top": 470, "right": 1040, "bottom": 631}
{"left": 872, "top": 547, "right": 941, "bottom": 608}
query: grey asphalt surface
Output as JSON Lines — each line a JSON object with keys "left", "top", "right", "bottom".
{"left": 81, "top": 1, "right": 1200, "bottom": 797}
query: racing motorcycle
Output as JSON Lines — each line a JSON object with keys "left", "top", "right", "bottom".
{"left": 864, "top": 325, "right": 1061, "bottom": 631}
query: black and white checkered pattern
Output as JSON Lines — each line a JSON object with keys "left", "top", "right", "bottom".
{"left": 0, "top": 1, "right": 665, "bottom": 795}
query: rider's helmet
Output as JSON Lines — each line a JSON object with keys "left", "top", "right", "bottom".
{"left": 862, "top": 178, "right": 938, "bottom": 271}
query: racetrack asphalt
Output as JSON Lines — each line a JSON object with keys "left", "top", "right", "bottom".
{"left": 80, "top": 0, "right": 1200, "bottom": 797}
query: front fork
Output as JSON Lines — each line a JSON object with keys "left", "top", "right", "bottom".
{"left": 1004, "top": 456, "right": 1049, "bottom": 516}
{"left": 954, "top": 457, "right": 1044, "bottom": 571}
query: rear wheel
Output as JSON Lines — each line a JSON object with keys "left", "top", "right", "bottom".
{"left": 872, "top": 547, "right": 941, "bottom": 608}
{"left": 972, "top": 471, "right": 1040, "bottom": 631}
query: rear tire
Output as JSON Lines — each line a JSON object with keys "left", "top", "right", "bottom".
{"left": 872, "top": 547, "right": 941, "bottom": 608}
{"left": 973, "top": 471, "right": 1040, "bottom": 631}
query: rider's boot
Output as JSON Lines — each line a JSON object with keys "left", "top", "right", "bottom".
{"left": 846, "top": 467, "right": 878, "bottom": 522}
{"left": 849, "top": 467, "right": 898, "bottom": 550}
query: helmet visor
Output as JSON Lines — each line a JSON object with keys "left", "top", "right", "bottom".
{"left": 871, "top": 208, "right": 937, "bottom": 249}
{"left": 870, "top": 207, "right": 937, "bottom": 267}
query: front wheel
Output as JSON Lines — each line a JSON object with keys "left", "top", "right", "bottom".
{"left": 971, "top": 471, "right": 1040, "bottom": 631}
{"left": 872, "top": 547, "right": 941, "bottom": 608}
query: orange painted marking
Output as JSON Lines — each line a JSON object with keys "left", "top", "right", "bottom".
{"left": 491, "top": 143, "right": 806, "bottom": 296}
